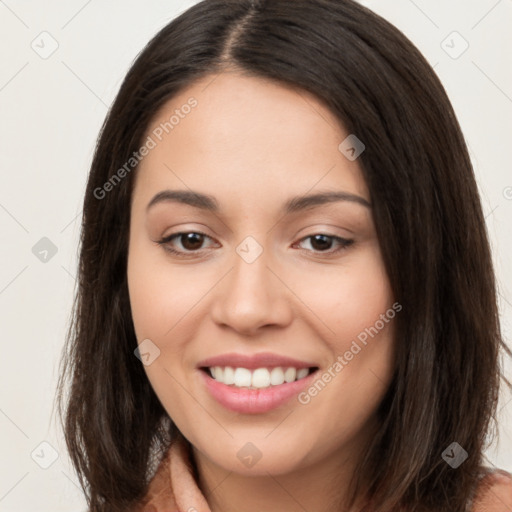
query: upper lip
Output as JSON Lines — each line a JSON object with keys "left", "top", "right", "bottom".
{"left": 197, "top": 352, "right": 318, "bottom": 370}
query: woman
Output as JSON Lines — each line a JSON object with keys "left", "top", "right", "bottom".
{"left": 56, "top": 0, "right": 512, "bottom": 510}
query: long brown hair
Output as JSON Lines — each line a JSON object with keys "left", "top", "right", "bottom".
{"left": 56, "top": 1, "right": 510, "bottom": 510}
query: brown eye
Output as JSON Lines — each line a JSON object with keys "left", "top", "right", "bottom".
{"left": 156, "top": 231, "right": 216, "bottom": 256}
{"left": 309, "top": 234, "right": 334, "bottom": 251}
{"left": 296, "top": 234, "right": 354, "bottom": 255}
{"left": 178, "top": 232, "right": 205, "bottom": 251}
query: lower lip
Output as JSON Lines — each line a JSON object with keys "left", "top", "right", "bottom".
{"left": 199, "top": 369, "right": 318, "bottom": 414}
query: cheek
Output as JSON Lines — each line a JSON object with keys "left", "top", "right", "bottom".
{"left": 127, "top": 243, "right": 166, "bottom": 343}
{"left": 293, "top": 243, "right": 394, "bottom": 344}
{"left": 127, "top": 237, "right": 206, "bottom": 344}
{"left": 127, "top": 242, "right": 200, "bottom": 415}
{"left": 290, "top": 242, "right": 397, "bottom": 413}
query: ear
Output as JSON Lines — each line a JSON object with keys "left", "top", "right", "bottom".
{"left": 471, "top": 470, "right": 512, "bottom": 512}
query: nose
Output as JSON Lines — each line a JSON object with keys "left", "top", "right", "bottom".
{"left": 210, "top": 245, "right": 293, "bottom": 336}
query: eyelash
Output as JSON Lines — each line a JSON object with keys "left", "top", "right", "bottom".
{"left": 155, "top": 231, "right": 354, "bottom": 258}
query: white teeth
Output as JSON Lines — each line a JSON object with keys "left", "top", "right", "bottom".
{"left": 233, "top": 367, "right": 252, "bottom": 387}
{"left": 211, "top": 366, "right": 222, "bottom": 380}
{"left": 297, "top": 368, "right": 309, "bottom": 379}
{"left": 251, "top": 368, "right": 270, "bottom": 388}
{"left": 223, "top": 366, "right": 235, "bottom": 385}
{"left": 207, "top": 366, "right": 313, "bottom": 388}
{"left": 284, "top": 367, "right": 296, "bottom": 383}
{"left": 270, "top": 367, "right": 285, "bottom": 385}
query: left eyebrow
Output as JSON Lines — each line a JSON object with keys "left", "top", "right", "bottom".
{"left": 282, "top": 191, "right": 371, "bottom": 214}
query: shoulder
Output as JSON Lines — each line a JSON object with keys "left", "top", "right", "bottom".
{"left": 471, "top": 468, "right": 512, "bottom": 512}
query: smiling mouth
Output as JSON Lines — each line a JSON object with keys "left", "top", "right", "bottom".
{"left": 200, "top": 366, "right": 319, "bottom": 390}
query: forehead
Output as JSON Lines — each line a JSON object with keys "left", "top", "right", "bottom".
{"left": 133, "top": 71, "right": 369, "bottom": 210}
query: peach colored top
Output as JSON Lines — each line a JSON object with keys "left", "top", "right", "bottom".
{"left": 133, "top": 435, "right": 210, "bottom": 512}
{"left": 134, "top": 435, "right": 512, "bottom": 512}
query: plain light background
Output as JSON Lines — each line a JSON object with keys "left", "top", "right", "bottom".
{"left": 0, "top": 0, "right": 511, "bottom": 510}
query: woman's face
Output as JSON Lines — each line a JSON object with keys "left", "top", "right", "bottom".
{"left": 127, "top": 71, "right": 397, "bottom": 476}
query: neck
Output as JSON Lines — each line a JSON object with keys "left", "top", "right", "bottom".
{"left": 190, "top": 428, "right": 374, "bottom": 512}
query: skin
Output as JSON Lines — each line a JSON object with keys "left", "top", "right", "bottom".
{"left": 127, "top": 70, "right": 397, "bottom": 512}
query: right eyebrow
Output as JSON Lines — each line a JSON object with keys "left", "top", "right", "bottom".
{"left": 146, "top": 190, "right": 219, "bottom": 213}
